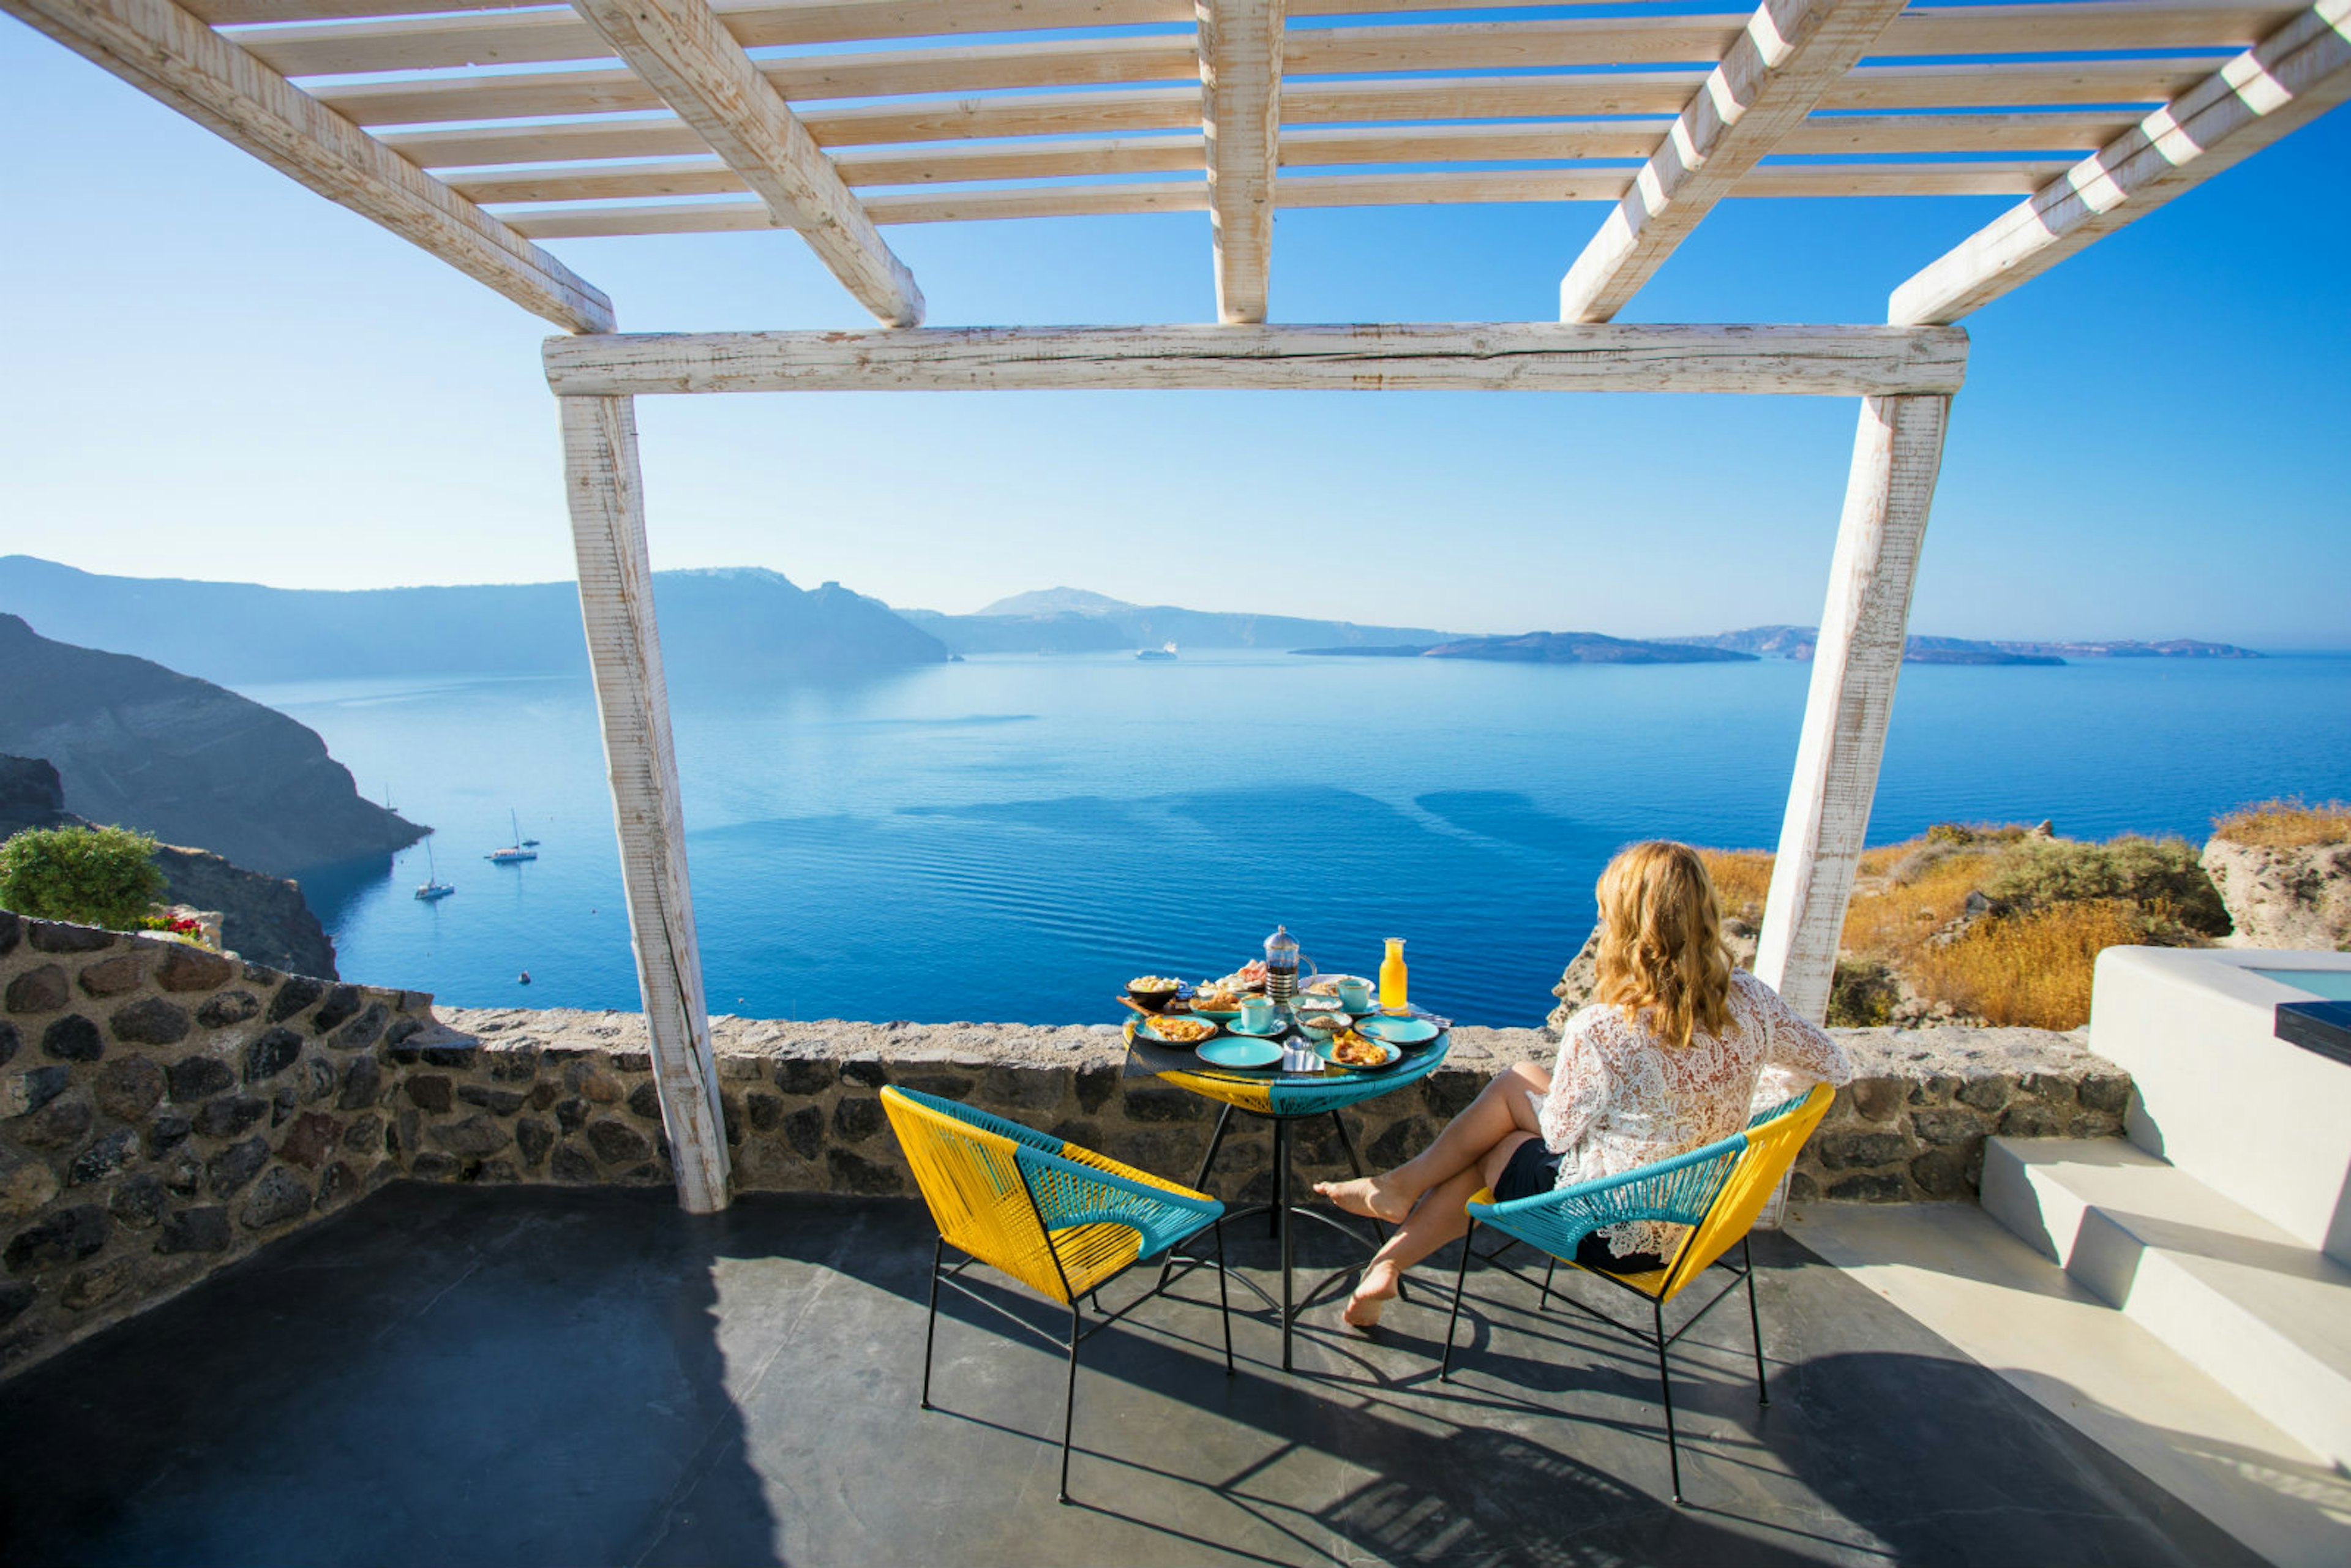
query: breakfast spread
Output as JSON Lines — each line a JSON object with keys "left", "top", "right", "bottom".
{"left": 1147, "top": 1015, "right": 1217, "bottom": 1044}
{"left": 1122, "top": 933, "right": 1431, "bottom": 1073}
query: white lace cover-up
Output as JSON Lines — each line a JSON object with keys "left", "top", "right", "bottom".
{"left": 1534, "top": 970, "right": 1852, "bottom": 1261}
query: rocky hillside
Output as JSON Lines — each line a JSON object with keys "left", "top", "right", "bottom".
{"left": 0, "top": 557, "right": 945, "bottom": 685}
{"left": 904, "top": 587, "right": 1454, "bottom": 655}
{"left": 2202, "top": 799, "right": 2351, "bottom": 951}
{"left": 0, "top": 755, "right": 337, "bottom": 977}
{"left": 0, "top": 617, "right": 422, "bottom": 877}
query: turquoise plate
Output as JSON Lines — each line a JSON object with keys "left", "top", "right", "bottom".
{"left": 1316, "top": 1038, "right": 1401, "bottom": 1071}
{"left": 1225, "top": 1017, "right": 1288, "bottom": 1038}
{"left": 1188, "top": 1004, "right": 1243, "bottom": 1021}
{"left": 1135, "top": 1015, "right": 1221, "bottom": 1047}
{"left": 1197, "top": 1037, "right": 1283, "bottom": 1070}
{"left": 1359, "top": 1015, "right": 1441, "bottom": 1047}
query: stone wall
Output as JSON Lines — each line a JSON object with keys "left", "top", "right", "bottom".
{"left": 4, "top": 912, "right": 2134, "bottom": 1381}
{"left": 1, "top": 913, "right": 431, "bottom": 1378}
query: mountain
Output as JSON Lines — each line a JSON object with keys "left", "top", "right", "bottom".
{"left": 1298, "top": 632, "right": 1756, "bottom": 664}
{"left": 1667, "top": 626, "right": 2262, "bottom": 665}
{"left": 0, "top": 757, "right": 337, "bottom": 978}
{"left": 910, "top": 588, "right": 1458, "bottom": 656}
{"left": 0, "top": 615, "right": 425, "bottom": 876}
{"left": 0, "top": 557, "right": 947, "bottom": 686}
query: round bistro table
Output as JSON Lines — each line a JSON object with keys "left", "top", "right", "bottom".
{"left": 1125, "top": 1017, "right": 1452, "bottom": 1371}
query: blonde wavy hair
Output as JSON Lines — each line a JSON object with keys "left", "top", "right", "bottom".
{"left": 1592, "top": 841, "right": 1736, "bottom": 1049}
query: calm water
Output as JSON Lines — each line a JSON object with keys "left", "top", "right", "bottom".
{"left": 263, "top": 652, "right": 2351, "bottom": 1028}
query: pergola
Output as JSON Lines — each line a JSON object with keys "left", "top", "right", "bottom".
{"left": 13, "top": 0, "right": 2344, "bottom": 1213}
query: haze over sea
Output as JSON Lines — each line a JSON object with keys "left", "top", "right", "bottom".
{"left": 272, "top": 650, "right": 2351, "bottom": 1029}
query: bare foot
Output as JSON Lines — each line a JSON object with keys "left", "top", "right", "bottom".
{"left": 1314, "top": 1176, "right": 1410, "bottom": 1225}
{"left": 1343, "top": 1269, "right": 1400, "bottom": 1332}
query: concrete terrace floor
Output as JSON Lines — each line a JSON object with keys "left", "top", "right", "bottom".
{"left": 0, "top": 1186, "right": 2258, "bottom": 1568}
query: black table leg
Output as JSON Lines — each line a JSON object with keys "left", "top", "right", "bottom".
{"left": 1278, "top": 1117, "right": 1295, "bottom": 1372}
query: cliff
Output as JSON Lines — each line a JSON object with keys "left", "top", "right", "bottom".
{"left": 1298, "top": 631, "right": 1754, "bottom": 664}
{"left": 907, "top": 587, "right": 1456, "bottom": 655}
{"left": 0, "top": 754, "right": 337, "bottom": 977}
{"left": 0, "top": 617, "right": 422, "bottom": 877}
{"left": 0, "top": 558, "right": 946, "bottom": 685}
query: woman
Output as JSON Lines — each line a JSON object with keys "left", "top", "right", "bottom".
{"left": 1316, "top": 840, "right": 1851, "bottom": 1329}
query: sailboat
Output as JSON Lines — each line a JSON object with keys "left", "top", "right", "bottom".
{"left": 414, "top": 838, "right": 454, "bottom": 901}
{"left": 487, "top": 809, "right": 538, "bottom": 865}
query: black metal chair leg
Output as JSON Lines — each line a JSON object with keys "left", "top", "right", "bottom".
{"left": 920, "top": 1234, "right": 943, "bottom": 1410}
{"left": 1215, "top": 1218, "right": 1234, "bottom": 1375}
{"left": 1744, "top": 1235, "right": 1769, "bottom": 1406}
{"left": 1059, "top": 1302, "right": 1082, "bottom": 1505}
{"left": 1439, "top": 1223, "right": 1475, "bottom": 1381}
{"left": 1157, "top": 1103, "right": 1234, "bottom": 1295}
{"left": 1653, "top": 1298, "right": 1682, "bottom": 1506}
{"left": 1539, "top": 1258, "right": 1555, "bottom": 1314}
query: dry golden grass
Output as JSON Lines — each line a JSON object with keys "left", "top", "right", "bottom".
{"left": 1908, "top": 901, "right": 2147, "bottom": 1030}
{"left": 2212, "top": 797, "right": 2351, "bottom": 848}
{"left": 1697, "top": 848, "right": 1774, "bottom": 925}
{"left": 1690, "top": 825, "right": 2212, "bottom": 1030}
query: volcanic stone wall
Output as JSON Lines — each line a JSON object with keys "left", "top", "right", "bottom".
{"left": 4, "top": 914, "right": 2133, "bottom": 1382}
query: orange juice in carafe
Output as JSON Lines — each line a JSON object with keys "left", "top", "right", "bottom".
{"left": 1379, "top": 938, "right": 1408, "bottom": 1013}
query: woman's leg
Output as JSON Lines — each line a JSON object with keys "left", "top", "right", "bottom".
{"left": 1343, "top": 1131, "right": 1537, "bottom": 1329}
{"left": 1317, "top": 1060, "right": 1547, "bottom": 1223}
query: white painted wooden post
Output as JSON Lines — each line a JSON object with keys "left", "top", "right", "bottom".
{"left": 1755, "top": 393, "right": 1952, "bottom": 1023}
{"left": 558, "top": 392, "right": 731, "bottom": 1213}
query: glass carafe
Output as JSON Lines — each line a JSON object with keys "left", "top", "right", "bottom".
{"left": 1265, "top": 925, "right": 1300, "bottom": 1003}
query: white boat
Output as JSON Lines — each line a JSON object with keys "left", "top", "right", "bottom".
{"left": 414, "top": 839, "right": 454, "bottom": 901}
{"left": 1136, "top": 641, "right": 1178, "bottom": 661}
{"left": 487, "top": 808, "right": 538, "bottom": 865}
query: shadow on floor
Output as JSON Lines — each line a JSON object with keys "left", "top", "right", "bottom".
{"left": 0, "top": 1185, "right": 2274, "bottom": 1567}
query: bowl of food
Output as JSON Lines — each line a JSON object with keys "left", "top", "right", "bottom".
{"left": 1294, "top": 1007, "right": 1349, "bottom": 1037}
{"left": 1126, "top": 975, "right": 1184, "bottom": 1013}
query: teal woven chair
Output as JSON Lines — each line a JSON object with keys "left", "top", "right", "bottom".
{"left": 1440, "top": 1085, "right": 1835, "bottom": 1502}
{"left": 882, "top": 1086, "right": 1233, "bottom": 1503}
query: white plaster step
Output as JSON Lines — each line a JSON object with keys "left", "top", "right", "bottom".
{"left": 1981, "top": 1136, "right": 2351, "bottom": 1470}
{"left": 1788, "top": 1201, "right": 2351, "bottom": 1568}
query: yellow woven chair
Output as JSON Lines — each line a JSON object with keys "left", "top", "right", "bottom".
{"left": 1438, "top": 1084, "right": 1835, "bottom": 1504}
{"left": 880, "top": 1085, "right": 1232, "bottom": 1504}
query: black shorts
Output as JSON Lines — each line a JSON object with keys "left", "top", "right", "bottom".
{"left": 1491, "top": 1139, "right": 1667, "bottom": 1277}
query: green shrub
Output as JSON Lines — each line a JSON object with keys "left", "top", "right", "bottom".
{"left": 0, "top": 825, "right": 168, "bottom": 932}
{"left": 1982, "top": 834, "right": 2231, "bottom": 938}
{"left": 1826, "top": 959, "right": 1900, "bottom": 1027}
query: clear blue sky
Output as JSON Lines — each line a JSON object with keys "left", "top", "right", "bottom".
{"left": 2, "top": 17, "right": 2345, "bottom": 646}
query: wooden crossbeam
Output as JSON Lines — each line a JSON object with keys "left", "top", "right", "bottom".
{"left": 568, "top": 0, "right": 921, "bottom": 326}
{"left": 1199, "top": 0, "right": 1284, "bottom": 323}
{"left": 1891, "top": 0, "right": 2351, "bottom": 324}
{"left": 541, "top": 323, "right": 1967, "bottom": 398}
{"left": 1560, "top": 0, "right": 1911, "bottom": 323}
{"left": 2, "top": 0, "right": 612, "bottom": 332}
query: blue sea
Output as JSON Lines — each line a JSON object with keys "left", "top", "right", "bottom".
{"left": 265, "top": 652, "right": 2351, "bottom": 1029}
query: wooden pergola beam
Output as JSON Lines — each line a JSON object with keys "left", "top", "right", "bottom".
{"left": 559, "top": 393, "right": 732, "bottom": 1214}
{"left": 1755, "top": 393, "right": 1951, "bottom": 1023}
{"left": 1, "top": 0, "right": 612, "bottom": 333}
{"left": 1892, "top": 1, "right": 2351, "bottom": 324}
{"left": 1559, "top": 0, "right": 1910, "bottom": 324}
{"left": 542, "top": 322, "right": 1967, "bottom": 397}
{"left": 566, "top": 0, "right": 923, "bottom": 326}
{"left": 1198, "top": 0, "right": 1285, "bottom": 324}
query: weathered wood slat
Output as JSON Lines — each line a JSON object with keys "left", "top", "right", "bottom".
{"left": 1, "top": 0, "right": 612, "bottom": 333}
{"left": 1890, "top": 0, "right": 2351, "bottom": 324}
{"left": 558, "top": 393, "right": 732, "bottom": 1215}
{"left": 1561, "top": 0, "right": 1910, "bottom": 324}
{"left": 1753, "top": 392, "right": 1952, "bottom": 1024}
{"left": 1200, "top": 0, "right": 1283, "bottom": 323}
{"left": 568, "top": 0, "right": 922, "bottom": 325}
{"left": 233, "top": 2, "right": 2289, "bottom": 86}
{"left": 388, "top": 107, "right": 2121, "bottom": 174}
{"left": 327, "top": 54, "right": 2221, "bottom": 133}
{"left": 541, "top": 323, "right": 1969, "bottom": 398}
{"left": 495, "top": 160, "right": 2067, "bottom": 233}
